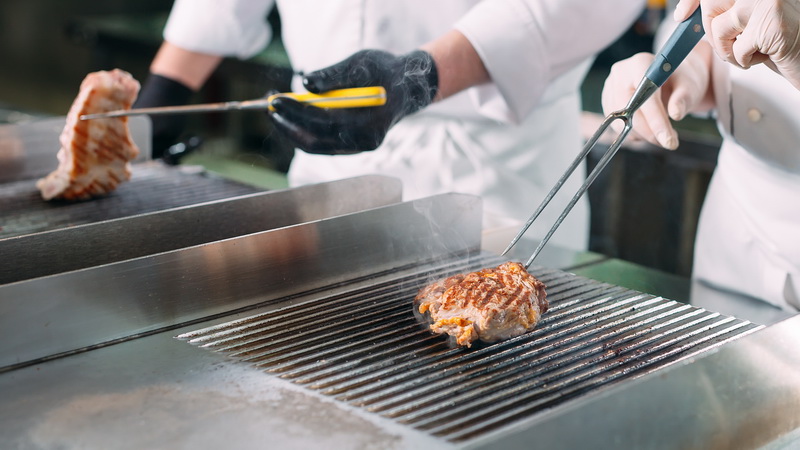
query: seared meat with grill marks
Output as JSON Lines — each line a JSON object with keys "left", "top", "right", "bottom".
{"left": 414, "top": 262, "right": 547, "bottom": 347}
{"left": 37, "top": 69, "right": 140, "bottom": 201}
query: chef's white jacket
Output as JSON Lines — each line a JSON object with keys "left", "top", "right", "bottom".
{"left": 163, "top": 0, "right": 645, "bottom": 251}
{"left": 692, "top": 59, "right": 800, "bottom": 312}
{"left": 650, "top": 2, "right": 800, "bottom": 311}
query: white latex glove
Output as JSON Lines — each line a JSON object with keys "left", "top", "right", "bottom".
{"left": 675, "top": 0, "right": 800, "bottom": 90}
{"left": 601, "top": 44, "right": 715, "bottom": 150}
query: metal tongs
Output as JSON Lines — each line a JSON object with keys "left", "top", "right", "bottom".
{"left": 504, "top": 8, "right": 705, "bottom": 268}
{"left": 80, "top": 86, "right": 387, "bottom": 120}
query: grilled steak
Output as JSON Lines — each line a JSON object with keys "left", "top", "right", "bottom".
{"left": 37, "top": 69, "right": 140, "bottom": 201}
{"left": 414, "top": 262, "right": 547, "bottom": 347}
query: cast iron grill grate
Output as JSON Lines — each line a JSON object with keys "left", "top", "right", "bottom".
{"left": 178, "top": 255, "right": 763, "bottom": 443}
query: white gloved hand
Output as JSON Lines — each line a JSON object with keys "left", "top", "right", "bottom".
{"left": 675, "top": 0, "right": 800, "bottom": 90}
{"left": 601, "top": 44, "right": 715, "bottom": 150}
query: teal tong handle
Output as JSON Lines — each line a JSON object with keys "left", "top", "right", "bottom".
{"left": 645, "top": 7, "right": 705, "bottom": 87}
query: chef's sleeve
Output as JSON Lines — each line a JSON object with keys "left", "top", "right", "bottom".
{"left": 455, "top": 0, "right": 646, "bottom": 123}
{"left": 163, "top": 0, "right": 275, "bottom": 60}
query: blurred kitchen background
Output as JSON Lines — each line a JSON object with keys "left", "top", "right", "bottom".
{"left": 0, "top": 1, "right": 723, "bottom": 281}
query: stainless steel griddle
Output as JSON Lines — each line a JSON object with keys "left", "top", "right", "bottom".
{"left": 0, "top": 161, "right": 261, "bottom": 240}
{"left": 2, "top": 187, "right": 798, "bottom": 449}
{"left": 177, "top": 256, "right": 762, "bottom": 443}
{"left": 0, "top": 174, "right": 401, "bottom": 285}
{"left": 0, "top": 115, "right": 271, "bottom": 241}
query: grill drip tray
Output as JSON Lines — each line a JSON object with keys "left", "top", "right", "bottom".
{"left": 178, "top": 255, "right": 762, "bottom": 443}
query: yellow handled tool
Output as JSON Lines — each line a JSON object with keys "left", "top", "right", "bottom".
{"left": 80, "top": 86, "right": 387, "bottom": 120}
{"left": 264, "top": 86, "right": 386, "bottom": 111}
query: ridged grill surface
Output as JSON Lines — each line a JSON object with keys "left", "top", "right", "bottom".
{"left": 1, "top": 162, "right": 261, "bottom": 239}
{"left": 178, "top": 256, "right": 763, "bottom": 443}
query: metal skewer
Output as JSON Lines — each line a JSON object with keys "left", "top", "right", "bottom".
{"left": 80, "top": 99, "right": 273, "bottom": 120}
{"left": 80, "top": 86, "right": 387, "bottom": 120}
{"left": 503, "top": 8, "right": 705, "bottom": 269}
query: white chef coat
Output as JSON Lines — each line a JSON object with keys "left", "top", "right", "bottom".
{"left": 691, "top": 59, "right": 800, "bottom": 312}
{"left": 163, "top": 0, "right": 645, "bottom": 251}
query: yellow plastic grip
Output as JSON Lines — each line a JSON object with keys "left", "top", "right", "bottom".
{"left": 266, "top": 86, "right": 387, "bottom": 111}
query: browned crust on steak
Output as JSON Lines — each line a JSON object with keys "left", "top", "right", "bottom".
{"left": 414, "top": 262, "right": 547, "bottom": 347}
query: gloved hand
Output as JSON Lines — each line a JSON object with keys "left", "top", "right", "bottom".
{"left": 675, "top": 0, "right": 800, "bottom": 90}
{"left": 601, "top": 44, "right": 715, "bottom": 149}
{"left": 267, "top": 49, "right": 438, "bottom": 155}
{"left": 133, "top": 73, "right": 194, "bottom": 159}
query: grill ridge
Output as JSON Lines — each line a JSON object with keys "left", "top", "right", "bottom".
{"left": 412, "top": 313, "right": 730, "bottom": 431}
{"left": 440, "top": 318, "right": 758, "bottom": 441}
{"left": 363, "top": 303, "right": 703, "bottom": 423}
{"left": 178, "top": 255, "right": 763, "bottom": 442}
{"left": 362, "top": 299, "right": 692, "bottom": 415}
{"left": 328, "top": 291, "right": 659, "bottom": 406}
{"left": 180, "top": 258, "right": 482, "bottom": 342}
{"left": 230, "top": 304, "right": 413, "bottom": 358}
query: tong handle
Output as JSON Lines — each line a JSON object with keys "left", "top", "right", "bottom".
{"left": 501, "top": 8, "right": 706, "bottom": 265}
{"left": 646, "top": 7, "right": 705, "bottom": 87}
{"left": 265, "top": 86, "right": 387, "bottom": 111}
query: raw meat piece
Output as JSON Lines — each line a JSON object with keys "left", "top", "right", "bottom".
{"left": 414, "top": 262, "right": 548, "bottom": 347}
{"left": 37, "top": 69, "right": 140, "bottom": 201}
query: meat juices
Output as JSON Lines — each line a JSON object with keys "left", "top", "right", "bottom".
{"left": 37, "top": 69, "right": 141, "bottom": 201}
{"left": 414, "top": 262, "right": 548, "bottom": 347}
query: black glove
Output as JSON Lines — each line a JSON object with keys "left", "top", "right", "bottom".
{"left": 268, "top": 49, "right": 438, "bottom": 155}
{"left": 134, "top": 73, "right": 194, "bottom": 159}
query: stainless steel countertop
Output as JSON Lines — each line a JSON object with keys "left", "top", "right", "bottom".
{"left": 0, "top": 312, "right": 449, "bottom": 449}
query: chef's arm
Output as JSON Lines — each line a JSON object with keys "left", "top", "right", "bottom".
{"left": 134, "top": 41, "right": 223, "bottom": 159}
{"left": 137, "top": 0, "right": 274, "bottom": 159}
{"left": 420, "top": 30, "right": 490, "bottom": 102}
{"left": 455, "top": 0, "right": 646, "bottom": 123}
{"left": 149, "top": 41, "right": 223, "bottom": 91}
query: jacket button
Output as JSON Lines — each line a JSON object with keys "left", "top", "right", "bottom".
{"left": 747, "top": 108, "right": 762, "bottom": 123}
